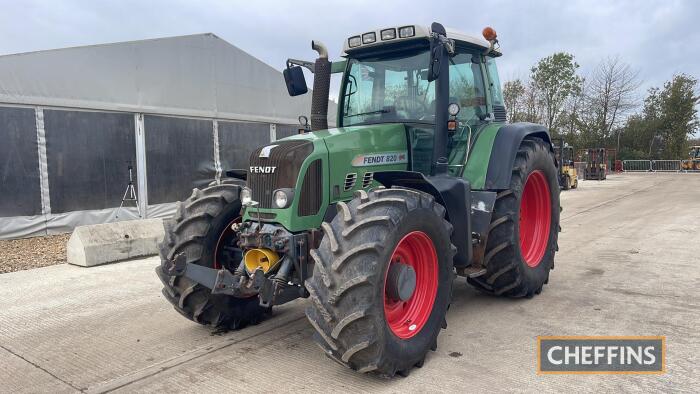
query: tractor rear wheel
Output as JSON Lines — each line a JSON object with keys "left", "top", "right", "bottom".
{"left": 305, "top": 188, "right": 455, "bottom": 377}
{"left": 468, "top": 137, "right": 560, "bottom": 297}
{"left": 155, "top": 183, "right": 269, "bottom": 329}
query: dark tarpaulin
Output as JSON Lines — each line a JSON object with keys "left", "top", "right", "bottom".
{"left": 218, "top": 121, "right": 269, "bottom": 171}
{"left": 145, "top": 115, "right": 215, "bottom": 204}
{"left": 0, "top": 106, "right": 41, "bottom": 217}
{"left": 44, "top": 110, "right": 136, "bottom": 213}
{"left": 276, "top": 124, "right": 300, "bottom": 140}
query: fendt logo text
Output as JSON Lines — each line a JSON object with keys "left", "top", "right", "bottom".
{"left": 249, "top": 166, "right": 277, "bottom": 174}
{"left": 537, "top": 336, "right": 665, "bottom": 374}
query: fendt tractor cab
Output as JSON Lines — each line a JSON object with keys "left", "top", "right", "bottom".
{"left": 157, "top": 23, "right": 560, "bottom": 376}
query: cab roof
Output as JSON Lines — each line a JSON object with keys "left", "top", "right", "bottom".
{"left": 342, "top": 24, "right": 500, "bottom": 56}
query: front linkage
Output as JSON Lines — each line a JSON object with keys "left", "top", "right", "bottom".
{"left": 163, "top": 221, "right": 316, "bottom": 308}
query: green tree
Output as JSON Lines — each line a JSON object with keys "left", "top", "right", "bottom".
{"left": 503, "top": 79, "right": 525, "bottom": 123}
{"left": 530, "top": 52, "right": 583, "bottom": 132}
{"left": 658, "top": 74, "right": 699, "bottom": 158}
{"left": 619, "top": 74, "right": 698, "bottom": 159}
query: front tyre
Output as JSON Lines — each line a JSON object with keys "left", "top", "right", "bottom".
{"left": 468, "top": 137, "right": 560, "bottom": 297}
{"left": 155, "top": 184, "right": 269, "bottom": 329}
{"left": 305, "top": 188, "right": 455, "bottom": 377}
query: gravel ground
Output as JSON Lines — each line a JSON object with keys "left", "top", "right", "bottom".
{"left": 0, "top": 233, "right": 70, "bottom": 274}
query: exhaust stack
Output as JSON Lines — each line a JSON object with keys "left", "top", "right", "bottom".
{"left": 310, "top": 40, "right": 331, "bottom": 131}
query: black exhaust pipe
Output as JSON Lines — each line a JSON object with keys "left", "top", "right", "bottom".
{"left": 311, "top": 41, "right": 331, "bottom": 131}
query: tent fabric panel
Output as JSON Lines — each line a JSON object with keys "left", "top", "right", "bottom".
{"left": 44, "top": 110, "right": 137, "bottom": 213}
{"left": 218, "top": 120, "right": 270, "bottom": 172}
{"left": 0, "top": 106, "right": 42, "bottom": 217}
{"left": 144, "top": 115, "right": 216, "bottom": 204}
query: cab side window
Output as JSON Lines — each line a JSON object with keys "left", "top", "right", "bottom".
{"left": 446, "top": 52, "right": 487, "bottom": 125}
{"left": 486, "top": 57, "right": 506, "bottom": 121}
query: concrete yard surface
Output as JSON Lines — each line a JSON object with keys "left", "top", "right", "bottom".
{"left": 0, "top": 173, "right": 698, "bottom": 393}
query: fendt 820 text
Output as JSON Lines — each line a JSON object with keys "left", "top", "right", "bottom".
{"left": 157, "top": 22, "right": 561, "bottom": 377}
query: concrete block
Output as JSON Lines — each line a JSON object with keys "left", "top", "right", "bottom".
{"left": 67, "top": 219, "right": 164, "bottom": 267}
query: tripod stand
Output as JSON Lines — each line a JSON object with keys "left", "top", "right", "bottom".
{"left": 116, "top": 165, "right": 142, "bottom": 218}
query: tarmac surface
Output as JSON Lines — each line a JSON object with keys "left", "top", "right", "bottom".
{"left": 1, "top": 173, "right": 698, "bottom": 393}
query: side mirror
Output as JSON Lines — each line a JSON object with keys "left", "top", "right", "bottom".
{"left": 427, "top": 45, "right": 442, "bottom": 82}
{"left": 428, "top": 22, "right": 448, "bottom": 82}
{"left": 283, "top": 66, "right": 308, "bottom": 96}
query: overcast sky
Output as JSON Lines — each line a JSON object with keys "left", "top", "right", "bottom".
{"left": 1, "top": 0, "right": 698, "bottom": 110}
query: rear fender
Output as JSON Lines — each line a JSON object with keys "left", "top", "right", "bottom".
{"left": 484, "top": 123, "right": 554, "bottom": 190}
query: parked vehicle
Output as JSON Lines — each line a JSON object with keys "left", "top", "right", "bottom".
{"left": 157, "top": 23, "right": 560, "bottom": 377}
{"left": 553, "top": 137, "right": 578, "bottom": 189}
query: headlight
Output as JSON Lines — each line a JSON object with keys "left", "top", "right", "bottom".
{"left": 361, "top": 32, "right": 376, "bottom": 44}
{"left": 274, "top": 190, "right": 289, "bottom": 208}
{"left": 398, "top": 25, "right": 415, "bottom": 38}
{"left": 348, "top": 36, "right": 361, "bottom": 48}
{"left": 448, "top": 103, "right": 461, "bottom": 116}
{"left": 241, "top": 187, "right": 252, "bottom": 205}
{"left": 380, "top": 28, "right": 396, "bottom": 40}
{"left": 272, "top": 189, "right": 294, "bottom": 209}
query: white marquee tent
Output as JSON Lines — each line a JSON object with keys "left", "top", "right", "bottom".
{"left": 0, "top": 33, "right": 334, "bottom": 239}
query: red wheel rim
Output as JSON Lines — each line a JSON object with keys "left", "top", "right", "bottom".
{"left": 214, "top": 217, "right": 241, "bottom": 269}
{"left": 383, "top": 231, "right": 438, "bottom": 339}
{"left": 519, "top": 170, "right": 552, "bottom": 267}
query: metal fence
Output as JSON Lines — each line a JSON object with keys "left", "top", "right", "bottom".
{"left": 622, "top": 160, "right": 652, "bottom": 172}
{"left": 569, "top": 159, "right": 687, "bottom": 176}
{"left": 652, "top": 160, "right": 681, "bottom": 172}
{"left": 621, "top": 160, "right": 682, "bottom": 172}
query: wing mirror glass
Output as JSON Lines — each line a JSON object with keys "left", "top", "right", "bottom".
{"left": 283, "top": 66, "right": 308, "bottom": 96}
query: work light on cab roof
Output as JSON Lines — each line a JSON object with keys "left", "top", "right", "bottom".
{"left": 343, "top": 24, "right": 501, "bottom": 55}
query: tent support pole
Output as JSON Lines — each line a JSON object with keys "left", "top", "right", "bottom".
{"left": 134, "top": 113, "right": 149, "bottom": 218}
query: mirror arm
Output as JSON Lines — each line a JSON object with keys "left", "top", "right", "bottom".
{"left": 287, "top": 58, "right": 315, "bottom": 73}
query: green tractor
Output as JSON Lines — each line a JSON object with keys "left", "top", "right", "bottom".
{"left": 157, "top": 22, "right": 560, "bottom": 377}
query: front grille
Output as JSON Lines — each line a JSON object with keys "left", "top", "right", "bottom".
{"left": 247, "top": 140, "right": 313, "bottom": 208}
{"left": 298, "top": 159, "right": 323, "bottom": 216}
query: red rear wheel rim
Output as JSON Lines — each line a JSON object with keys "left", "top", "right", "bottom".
{"left": 383, "top": 231, "right": 438, "bottom": 339}
{"left": 519, "top": 170, "right": 552, "bottom": 267}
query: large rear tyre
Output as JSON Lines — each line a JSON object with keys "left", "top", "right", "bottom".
{"left": 305, "top": 188, "right": 455, "bottom": 377}
{"left": 468, "top": 137, "right": 560, "bottom": 297}
{"left": 155, "top": 184, "right": 269, "bottom": 329}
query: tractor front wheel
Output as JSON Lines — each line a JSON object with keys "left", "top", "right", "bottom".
{"left": 305, "top": 188, "right": 455, "bottom": 377}
{"left": 468, "top": 137, "right": 560, "bottom": 297}
{"left": 155, "top": 183, "right": 270, "bottom": 330}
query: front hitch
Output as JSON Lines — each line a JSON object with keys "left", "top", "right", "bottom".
{"left": 163, "top": 253, "right": 259, "bottom": 297}
{"left": 163, "top": 253, "right": 300, "bottom": 307}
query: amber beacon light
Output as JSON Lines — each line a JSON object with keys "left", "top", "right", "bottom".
{"left": 482, "top": 26, "right": 498, "bottom": 42}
